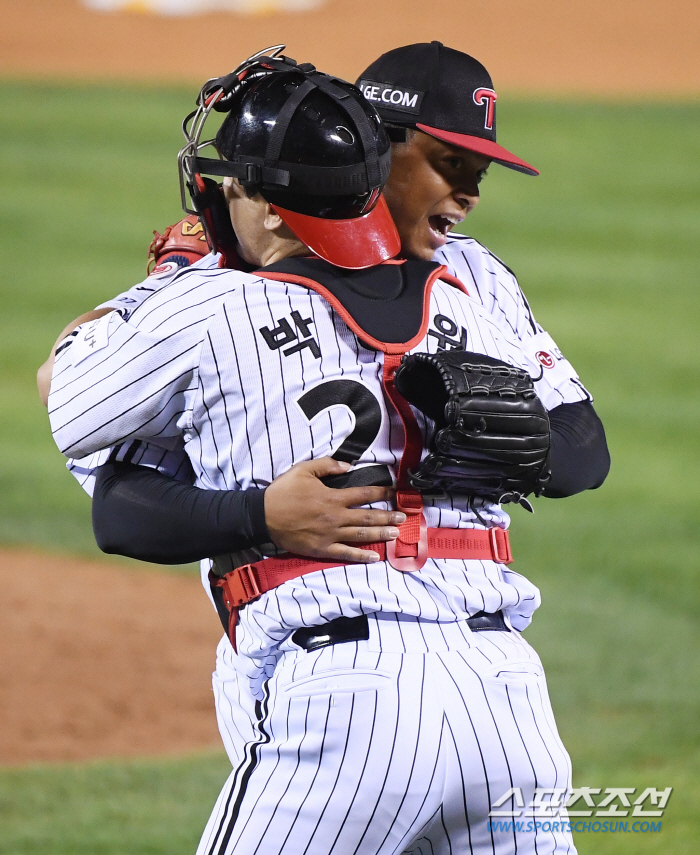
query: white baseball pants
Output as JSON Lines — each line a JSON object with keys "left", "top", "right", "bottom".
{"left": 198, "top": 616, "right": 576, "bottom": 855}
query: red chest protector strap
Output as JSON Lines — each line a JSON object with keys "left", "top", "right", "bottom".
{"left": 381, "top": 352, "right": 427, "bottom": 570}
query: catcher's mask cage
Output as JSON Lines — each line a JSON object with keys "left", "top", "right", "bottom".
{"left": 178, "top": 45, "right": 400, "bottom": 269}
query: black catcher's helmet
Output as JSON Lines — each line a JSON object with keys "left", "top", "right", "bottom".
{"left": 178, "top": 46, "right": 400, "bottom": 269}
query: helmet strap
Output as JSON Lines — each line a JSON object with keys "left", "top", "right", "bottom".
{"left": 261, "top": 79, "right": 317, "bottom": 188}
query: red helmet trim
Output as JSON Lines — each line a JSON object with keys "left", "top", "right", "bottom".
{"left": 271, "top": 195, "right": 401, "bottom": 270}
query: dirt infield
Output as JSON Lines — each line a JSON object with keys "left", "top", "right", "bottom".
{"left": 1, "top": 0, "right": 699, "bottom": 95}
{"left": 0, "top": 548, "right": 223, "bottom": 765}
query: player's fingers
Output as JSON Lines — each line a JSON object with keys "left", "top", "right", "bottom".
{"left": 341, "top": 508, "right": 406, "bottom": 528}
{"left": 331, "top": 485, "right": 396, "bottom": 508}
{"left": 323, "top": 544, "right": 382, "bottom": 564}
{"left": 298, "top": 456, "right": 351, "bottom": 478}
{"left": 340, "top": 526, "right": 400, "bottom": 544}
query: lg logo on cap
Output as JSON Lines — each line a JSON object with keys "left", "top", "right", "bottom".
{"left": 473, "top": 88, "right": 497, "bottom": 130}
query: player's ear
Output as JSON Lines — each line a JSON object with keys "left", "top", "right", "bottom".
{"left": 263, "top": 205, "right": 290, "bottom": 235}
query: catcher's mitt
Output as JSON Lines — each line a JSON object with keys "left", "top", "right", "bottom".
{"left": 147, "top": 214, "right": 210, "bottom": 273}
{"left": 394, "top": 350, "right": 551, "bottom": 506}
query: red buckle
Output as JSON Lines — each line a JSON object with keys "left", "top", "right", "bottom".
{"left": 489, "top": 528, "right": 513, "bottom": 564}
{"left": 217, "top": 564, "right": 262, "bottom": 609}
{"left": 386, "top": 513, "right": 428, "bottom": 572}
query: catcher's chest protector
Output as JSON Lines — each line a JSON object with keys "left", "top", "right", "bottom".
{"left": 259, "top": 257, "right": 469, "bottom": 572}
{"left": 260, "top": 257, "right": 467, "bottom": 351}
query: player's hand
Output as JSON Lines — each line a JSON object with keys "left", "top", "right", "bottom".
{"left": 264, "top": 458, "right": 406, "bottom": 563}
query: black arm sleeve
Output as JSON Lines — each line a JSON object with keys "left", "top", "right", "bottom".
{"left": 92, "top": 462, "right": 271, "bottom": 564}
{"left": 92, "top": 400, "right": 608, "bottom": 562}
{"left": 543, "top": 400, "right": 611, "bottom": 498}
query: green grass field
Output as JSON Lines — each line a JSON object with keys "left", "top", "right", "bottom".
{"left": 0, "top": 82, "right": 698, "bottom": 853}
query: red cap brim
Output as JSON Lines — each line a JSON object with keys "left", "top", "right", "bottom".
{"left": 416, "top": 124, "right": 539, "bottom": 176}
{"left": 271, "top": 195, "right": 401, "bottom": 270}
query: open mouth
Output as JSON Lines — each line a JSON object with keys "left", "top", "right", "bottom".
{"left": 428, "top": 214, "right": 462, "bottom": 244}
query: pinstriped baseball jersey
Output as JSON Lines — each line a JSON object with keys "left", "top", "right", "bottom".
{"left": 67, "top": 234, "right": 589, "bottom": 496}
{"left": 434, "top": 235, "right": 591, "bottom": 408}
{"left": 49, "top": 261, "right": 571, "bottom": 666}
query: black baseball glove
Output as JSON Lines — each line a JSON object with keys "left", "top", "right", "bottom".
{"left": 394, "top": 350, "right": 551, "bottom": 506}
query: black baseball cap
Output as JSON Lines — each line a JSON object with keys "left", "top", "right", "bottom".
{"left": 357, "top": 41, "right": 538, "bottom": 176}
